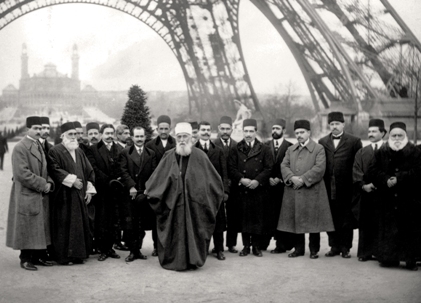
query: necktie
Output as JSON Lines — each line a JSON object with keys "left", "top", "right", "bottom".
{"left": 204, "top": 142, "right": 208, "bottom": 153}
{"left": 106, "top": 143, "right": 111, "bottom": 151}
{"left": 374, "top": 143, "right": 378, "bottom": 151}
{"left": 36, "top": 141, "right": 44, "bottom": 169}
{"left": 137, "top": 147, "right": 142, "bottom": 155}
{"left": 223, "top": 139, "right": 228, "bottom": 146}
{"left": 275, "top": 140, "right": 279, "bottom": 152}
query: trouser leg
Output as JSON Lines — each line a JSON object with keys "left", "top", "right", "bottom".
{"left": 276, "top": 230, "right": 294, "bottom": 251}
{"left": 341, "top": 228, "right": 354, "bottom": 251}
{"left": 327, "top": 231, "right": 340, "bottom": 252}
{"left": 309, "top": 233, "right": 321, "bottom": 253}
{"left": 251, "top": 234, "right": 261, "bottom": 249}
{"left": 20, "top": 250, "right": 33, "bottom": 263}
{"left": 152, "top": 225, "right": 158, "bottom": 249}
{"left": 294, "top": 234, "right": 305, "bottom": 255}
{"left": 226, "top": 229, "right": 238, "bottom": 247}
{"left": 242, "top": 233, "right": 251, "bottom": 247}
{"left": 0, "top": 153, "right": 4, "bottom": 170}
{"left": 213, "top": 231, "right": 224, "bottom": 252}
{"left": 259, "top": 234, "right": 271, "bottom": 250}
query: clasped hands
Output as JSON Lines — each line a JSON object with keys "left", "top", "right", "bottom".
{"left": 240, "top": 178, "right": 259, "bottom": 189}
{"left": 290, "top": 176, "right": 304, "bottom": 190}
{"left": 269, "top": 177, "right": 283, "bottom": 186}
{"left": 72, "top": 178, "right": 92, "bottom": 204}
{"left": 387, "top": 176, "right": 397, "bottom": 188}
{"left": 362, "top": 183, "right": 377, "bottom": 192}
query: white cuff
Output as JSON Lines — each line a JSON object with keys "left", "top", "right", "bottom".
{"left": 62, "top": 174, "right": 77, "bottom": 188}
{"left": 87, "top": 181, "right": 97, "bottom": 195}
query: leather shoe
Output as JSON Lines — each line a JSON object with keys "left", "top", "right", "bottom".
{"left": 216, "top": 251, "right": 226, "bottom": 261}
{"left": 228, "top": 247, "right": 238, "bottom": 253}
{"left": 310, "top": 252, "right": 319, "bottom": 259}
{"left": 239, "top": 247, "right": 250, "bottom": 257}
{"left": 358, "top": 256, "right": 371, "bottom": 262}
{"left": 125, "top": 252, "right": 147, "bottom": 262}
{"left": 33, "top": 258, "right": 54, "bottom": 266}
{"left": 252, "top": 247, "right": 263, "bottom": 257}
{"left": 404, "top": 261, "right": 418, "bottom": 271}
{"left": 152, "top": 249, "right": 158, "bottom": 257}
{"left": 107, "top": 250, "right": 121, "bottom": 259}
{"left": 98, "top": 253, "right": 108, "bottom": 261}
{"left": 341, "top": 251, "right": 351, "bottom": 259}
{"left": 288, "top": 251, "right": 304, "bottom": 258}
{"left": 113, "top": 243, "right": 129, "bottom": 251}
{"left": 20, "top": 261, "right": 37, "bottom": 271}
{"left": 379, "top": 260, "right": 399, "bottom": 268}
{"left": 211, "top": 248, "right": 217, "bottom": 254}
{"left": 270, "top": 247, "right": 286, "bottom": 254}
{"left": 325, "top": 250, "right": 340, "bottom": 257}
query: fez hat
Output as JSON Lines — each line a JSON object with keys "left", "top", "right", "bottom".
{"left": 219, "top": 116, "right": 232, "bottom": 125}
{"left": 368, "top": 119, "right": 386, "bottom": 131}
{"left": 294, "top": 120, "right": 311, "bottom": 130}
{"left": 26, "top": 116, "right": 42, "bottom": 128}
{"left": 86, "top": 122, "right": 100, "bottom": 132}
{"left": 328, "top": 112, "right": 345, "bottom": 124}
{"left": 243, "top": 119, "right": 257, "bottom": 128}
{"left": 273, "top": 118, "right": 286, "bottom": 128}
{"left": 189, "top": 121, "right": 198, "bottom": 130}
{"left": 40, "top": 117, "right": 50, "bottom": 125}
{"left": 175, "top": 122, "right": 193, "bottom": 135}
{"left": 61, "top": 122, "right": 76, "bottom": 134}
{"left": 390, "top": 122, "right": 406, "bottom": 132}
{"left": 73, "top": 121, "right": 82, "bottom": 128}
{"left": 157, "top": 115, "right": 171, "bottom": 126}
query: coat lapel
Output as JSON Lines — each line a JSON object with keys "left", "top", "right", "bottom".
{"left": 335, "top": 134, "right": 348, "bottom": 152}
{"left": 98, "top": 141, "right": 110, "bottom": 167}
{"left": 129, "top": 146, "right": 141, "bottom": 168}
{"left": 26, "top": 139, "right": 42, "bottom": 163}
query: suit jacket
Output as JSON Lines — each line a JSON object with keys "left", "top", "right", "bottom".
{"left": 145, "top": 135, "right": 176, "bottom": 163}
{"left": 214, "top": 137, "right": 237, "bottom": 187}
{"left": 265, "top": 138, "right": 293, "bottom": 179}
{"left": 39, "top": 139, "right": 53, "bottom": 157}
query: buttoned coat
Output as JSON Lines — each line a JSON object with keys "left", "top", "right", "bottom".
{"left": 278, "top": 139, "right": 334, "bottom": 233}
{"left": 6, "top": 136, "right": 54, "bottom": 249}
{"left": 145, "top": 135, "right": 176, "bottom": 163}
{"left": 228, "top": 139, "right": 273, "bottom": 234}
{"left": 319, "top": 132, "right": 362, "bottom": 229}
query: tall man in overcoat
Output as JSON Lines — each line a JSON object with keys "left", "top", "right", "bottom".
{"left": 214, "top": 116, "right": 239, "bottom": 253}
{"left": 118, "top": 126, "right": 157, "bottom": 262}
{"left": 196, "top": 121, "right": 228, "bottom": 261}
{"left": 228, "top": 119, "right": 273, "bottom": 257}
{"left": 319, "top": 112, "right": 362, "bottom": 258}
{"left": 261, "top": 118, "right": 293, "bottom": 253}
{"left": 6, "top": 116, "right": 55, "bottom": 270}
{"left": 367, "top": 122, "right": 421, "bottom": 270}
{"left": 352, "top": 119, "right": 386, "bottom": 262}
{"left": 278, "top": 120, "right": 334, "bottom": 259}
{"left": 86, "top": 124, "right": 123, "bottom": 261}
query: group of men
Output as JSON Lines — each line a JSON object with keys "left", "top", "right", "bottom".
{"left": 6, "top": 111, "right": 421, "bottom": 271}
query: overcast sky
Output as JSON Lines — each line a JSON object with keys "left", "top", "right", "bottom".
{"left": 0, "top": 0, "right": 420, "bottom": 96}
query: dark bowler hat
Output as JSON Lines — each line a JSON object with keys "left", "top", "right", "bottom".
{"left": 26, "top": 116, "right": 42, "bottom": 128}
{"left": 328, "top": 112, "right": 345, "bottom": 124}
{"left": 390, "top": 121, "right": 406, "bottom": 132}
{"left": 294, "top": 119, "right": 311, "bottom": 130}
{"left": 243, "top": 119, "right": 257, "bottom": 128}
{"left": 157, "top": 115, "right": 171, "bottom": 126}
{"left": 272, "top": 118, "right": 286, "bottom": 128}
{"left": 40, "top": 117, "right": 50, "bottom": 125}
{"left": 109, "top": 178, "right": 124, "bottom": 193}
{"left": 135, "top": 193, "right": 148, "bottom": 203}
{"left": 73, "top": 121, "right": 82, "bottom": 128}
{"left": 61, "top": 122, "right": 76, "bottom": 134}
{"left": 219, "top": 116, "right": 232, "bottom": 125}
{"left": 189, "top": 121, "right": 198, "bottom": 130}
{"left": 369, "top": 119, "right": 386, "bottom": 131}
{"left": 86, "top": 122, "right": 100, "bottom": 132}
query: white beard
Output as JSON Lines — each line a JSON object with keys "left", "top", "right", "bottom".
{"left": 176, "top": 142, "right": 192, "bottom": 156}
{"left": 62, "top": 137, "right": 79, "bottom": 151}
{"left": 388, "top": 136, "right": 408, "bottom": 151}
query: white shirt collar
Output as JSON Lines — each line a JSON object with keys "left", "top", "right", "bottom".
{"left": 26, "top": 135, "right": 37, "bottom": 142}
{"left": 300, "top": 138, "right": 310, "bottom": 147}
{"left": 220, "top": 138, "right": 230, "bottom": 146}
{"left": 247, "top": 139, "right": 255, "bottom": 148}
{"left": 371, "top": 140, "right": 384, "bottom": 149}
{"left": 38, "top": 138, "right": 45, "bottom": 144}
{"left": 117, "top": 141, "right": 126, "bottom": 148}
{"left": 199, "top": 139, "right": 210, "bottom": 147}
{"left": 332, "top": 132, "right": 344, "bottom": 138}
{"left": 273, "top": 137, "right": 284, "bottom": 146}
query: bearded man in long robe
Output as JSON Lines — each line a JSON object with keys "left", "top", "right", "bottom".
{"left": 48, "top": 122, "right": 96, "bottom": 265}
{"left": 145, "top": 122, "right": 224, "bottom": 271}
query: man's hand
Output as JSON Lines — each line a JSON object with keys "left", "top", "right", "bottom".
{"left": 44, "top": 183, "right": 51, "bottom": 193}
{"left": 290, "top": 176, "right": 304, "bottom": 190}
{"left": 362, "top": 183, "right": 377, "bottom": 192}
{"left": 247, "top": 180, "right": 259, "bottom": 189}
{"left": 129, "top": 187, "right": 137, "bottom": 200}
{"left": 223, "top": 193, "right": 229, "bottom": 202}
{"left": 269, "top": 177, "right": 281, "bottom": 186}
{"left": 240, "top": 178, "right": 252, "bottom": 187}
{"left": 85, "top": 193, "right": 92, "bottom": 204}
{"left": 387, "top": 177, "right": 397, "bottom": 188}
{"left": 73, "top": 178, "right": 83, "bottom": 190}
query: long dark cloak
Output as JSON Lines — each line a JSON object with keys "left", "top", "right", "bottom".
{"left": 48, "top": 144, "right": 95, "bottom": 263}
{"left": 145, "top": 148, "right": 224, "bottom": 270}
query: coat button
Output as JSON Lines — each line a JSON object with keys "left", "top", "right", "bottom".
{"left": 395, "top": 168, "right": 399, "bottom": 172}
{"left": 245, "top": 191, "right": 248, "bottom": 194}
{"left": 243, "top": 170, "right": 246, "bottom": 173}
{"left": 255, "top": 169, "right": 258, "bottom": 171}
{"left": 395, "top": 194, "right": 398, "bottom": 197}
{"left": 244, "top": 160, "right": 246, "bottom": 162}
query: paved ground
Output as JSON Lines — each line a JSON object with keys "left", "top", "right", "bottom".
{"left": 0, "top": 142, "right": 420, "bottom": 303}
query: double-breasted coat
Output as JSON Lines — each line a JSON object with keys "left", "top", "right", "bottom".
{"left": 228, "top": 139, "right": 273, "bottom": 234}
{"left": 6, "top": 136, "right": 55, "bottom": 249}
{"left": 319, "top": 132, "right": 362, "bottom": 229}
{"left": 118, "top": 145, "right": 157, "bottom": 230}
{"left": 278, "top": 139, "right": 334, "bottom": 234}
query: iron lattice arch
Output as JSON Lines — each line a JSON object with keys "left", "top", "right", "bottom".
{"left": 1, "top": 0, "right": 420, "bottom": 119}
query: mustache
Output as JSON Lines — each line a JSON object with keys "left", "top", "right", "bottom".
{"left": 368, "top": 136, "right": 374, "bottom": 139}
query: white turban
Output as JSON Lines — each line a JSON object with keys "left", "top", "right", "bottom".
{"left": 175, "top": 122, "right": 192, "bottom": 135}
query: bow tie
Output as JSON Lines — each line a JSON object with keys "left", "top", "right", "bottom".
{"left": 332, "top": 136, "right": 342, "bottom": 140}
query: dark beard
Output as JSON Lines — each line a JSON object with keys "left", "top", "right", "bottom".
{"left": 272, "top": 132, "right": 283, "bottom": 140}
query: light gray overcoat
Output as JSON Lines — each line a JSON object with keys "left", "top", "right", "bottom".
{"left": 6, "top": 136, "right": 54, "bottom": 249}
{"left": 277, "top": 139, "right": 334, "bottom": 234}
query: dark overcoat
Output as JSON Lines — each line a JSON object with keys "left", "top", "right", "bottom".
{"left": 145, "top": 135, "right": 176, "bottom": 163}
{"left": 6, "top": 136, "right": 54, "bottom": 249}
{"left": 278, "top": 139, "right": 334, "bottom": 233}
{"left": 367, "top": 142, "right": 421, "bottom": 262}
{"left": 196, "top": 140, "right": 227, "bottom": 232}
{"left": 118, "top": 145, "right": 157, "bottom": 230}
{"left": 319, "top": 132, "right": 362, "bottom": 229}
{"left": 265, "top": 138, "right": 293, "bottom": 234}
{"left": 145, "top": 148, "right": 224, "bottom": 270}
{"left": 228, "top": 139, "right": 273, "bottom": 234}
{"left": 0, "top": 134, "right": 8, "bottom": 155}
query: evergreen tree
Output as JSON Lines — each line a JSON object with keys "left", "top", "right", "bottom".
{"left": 121, "top": 85, "right": 153, "bottom": 139}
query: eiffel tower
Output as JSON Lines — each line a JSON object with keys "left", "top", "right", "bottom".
{"left": 1, "top": 0, "right": 420, "bottom": 122}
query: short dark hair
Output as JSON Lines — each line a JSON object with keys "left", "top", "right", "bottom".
{"left": 116, "top": 124, "right": 129, "bottom": 135}
{"left": 198, "top": 121, "right": 211, "bottom": 129}
{"left": 100, "top": 124, "right": 115, "bottom": 134}
{"left": 130, "top": 126, "right": 145, "bottom": 136}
